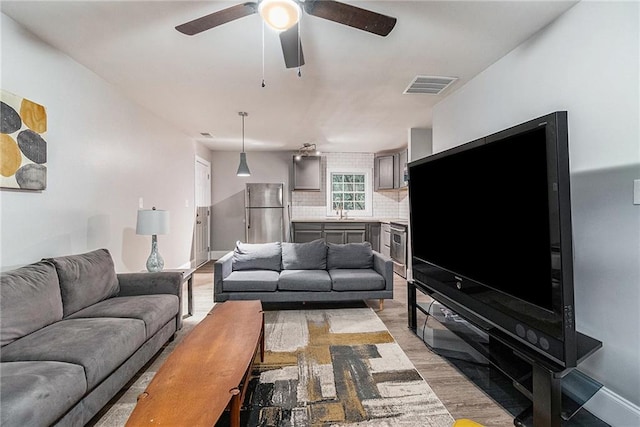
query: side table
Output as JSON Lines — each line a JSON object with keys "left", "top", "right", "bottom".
{"left": 163, "top": 268, "right": 196, "bottom": 319}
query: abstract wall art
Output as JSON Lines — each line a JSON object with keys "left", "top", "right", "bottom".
{"left": 1, "top": 89, "right": 47, "bottom": 190}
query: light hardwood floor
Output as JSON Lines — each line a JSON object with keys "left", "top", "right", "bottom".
{"left": 94, "top": 262, "right": 515, "bottom": 426}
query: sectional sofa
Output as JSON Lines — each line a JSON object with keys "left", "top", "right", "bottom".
{"left": 0, "top": 249, "right": 183, "bottom": 427}
{"left": 214, "top": 239, "right": 393, "bottom": 306}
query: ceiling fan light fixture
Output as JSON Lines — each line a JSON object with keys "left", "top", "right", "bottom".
{"left": 259, "top": 0, "right": 301, "bottom": 32}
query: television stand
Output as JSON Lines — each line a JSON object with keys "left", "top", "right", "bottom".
{"left": 407, "top": 280, "right": 606, "bottom": 427}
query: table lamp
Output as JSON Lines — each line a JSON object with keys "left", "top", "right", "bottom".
{"left": 136, "top": 207, "right": 169, "bottom": 272}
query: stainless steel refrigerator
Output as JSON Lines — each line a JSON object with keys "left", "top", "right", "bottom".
{"left": 245, "top": 183, "right": 285, "bottom": 243}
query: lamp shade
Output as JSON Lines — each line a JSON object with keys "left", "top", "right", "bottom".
{"left": 236, "top": 152, "right": 251, "bottom": 176}
{"left": 136, "top": 208, "right": 169, "bottom": 235}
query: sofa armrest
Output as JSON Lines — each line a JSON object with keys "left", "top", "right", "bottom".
{"left": 117, "top": 272, "right": 183, "bottom": 329}
{"left": 372, "top": 251, "right": 394, "bottom": 294}
{"left": 214, "top": 251, "right": 234, "bottom": 301}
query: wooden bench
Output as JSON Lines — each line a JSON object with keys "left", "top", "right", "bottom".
{"left": 126, "top": 300, "right": 264, "bottom": 427}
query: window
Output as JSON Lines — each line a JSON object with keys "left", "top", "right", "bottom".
{"left": 326, "top": 168, "right": 372, "bottom": 216}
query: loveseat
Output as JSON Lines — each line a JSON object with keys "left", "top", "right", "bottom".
{"left": 0, "top": 248, "right": 183, "bottom": 427}
{"left": 214, "top": 239, "right": 393, "bottom": 306}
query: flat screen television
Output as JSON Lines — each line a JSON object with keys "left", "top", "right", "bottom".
{"left": 408, "top": 111, "right": 577, "bottom": 368}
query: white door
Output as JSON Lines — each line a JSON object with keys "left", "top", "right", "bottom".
{"left": 195, "top": 157, "right": 211, "bottom": 267}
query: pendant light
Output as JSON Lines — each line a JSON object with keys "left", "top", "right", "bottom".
{"left": 236, "top": 111, "right": 251, "bottom": 177}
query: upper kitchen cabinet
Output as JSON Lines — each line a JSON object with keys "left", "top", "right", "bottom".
{"left": 398, "top": 149, "right": 408, "bottom": 188}
{"left": 374, "top": 153, "right": 398, "bottom": 190}
{"left": 374, "top": 148, "right": 408, "bottom": 191}
{"left": 292, "top": 156, "right": 321, "bottom": 191}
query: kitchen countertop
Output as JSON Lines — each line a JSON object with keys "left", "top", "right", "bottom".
{"left": 291, "top": 218, "right": 406, "bottom": 224}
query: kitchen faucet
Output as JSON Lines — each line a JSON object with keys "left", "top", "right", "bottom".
{"left": 335, "top": 207, "right": 348, "bottom": 220}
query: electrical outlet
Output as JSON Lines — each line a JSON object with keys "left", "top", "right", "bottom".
{"left": 139, "top": 198, "right": 144, "bottom": 209}
{"left": 634, "top": 179, "right": 640, "bottom": 205}
{"left": 185, "top": 199, "right": 189, "bottom": 208}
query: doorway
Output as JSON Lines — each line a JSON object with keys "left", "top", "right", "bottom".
{"left": 195, "top": 156, "right": 211, "bottom": 268}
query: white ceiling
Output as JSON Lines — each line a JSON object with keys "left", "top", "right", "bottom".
{"left": 1, "top": 1, "right": 577, "bottom": 153}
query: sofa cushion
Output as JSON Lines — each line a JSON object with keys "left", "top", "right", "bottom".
{"left": 278, "top": 269, "right": 332, "bottom": 291}
{"left": 0, "top": 361, "right": 87, "bottom": 427}
{"left": 281, "top": 239, "right": 327, "bottom": 270}
{"left": 0, "top": 318, "right": 146, "bottom": 389}
{"left": 223, "top": 270, "right": 280, "bottom": 292}
{"left": 47, "top": 248, "right": 120, "bottom": 317}
{"left": 232, "top": 241, "right": 282, "bottom": 272}
{"left": 329, "top": 269, "right": 385, "bottom": 291}
{"left": 66, "top": 294, "right": 179, "bottom": 339}
{"left": 0, "top": 261, "right": 63, "bottom": 347}
{"left": 326, "top": 242, "right": 373, "bottom": 269}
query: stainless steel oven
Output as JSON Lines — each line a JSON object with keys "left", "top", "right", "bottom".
{"left": 390, "top": 222, "right": 407, "bottom": 278}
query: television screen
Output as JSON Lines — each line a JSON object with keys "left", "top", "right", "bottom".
{"left": 409, "top": 111, "right": 576, "bottom": 367}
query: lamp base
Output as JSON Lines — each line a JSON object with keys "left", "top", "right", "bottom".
{"left": 146, "top": 235, "right": 164, "bottom": 272}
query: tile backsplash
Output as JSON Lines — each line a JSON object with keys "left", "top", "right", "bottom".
{"left": 290, "top": 152, "right": 408, "bottom": 219}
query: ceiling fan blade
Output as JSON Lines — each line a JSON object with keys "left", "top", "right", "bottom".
{"left": 303, "top": 0, "right": 396, "bottom": 37}
{"left": 280, "top": 24, "right": 305, "bottom": 69}
{"left": 175, "top": 2, "right": 258, "bottom": 36}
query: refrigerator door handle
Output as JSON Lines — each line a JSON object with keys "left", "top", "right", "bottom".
{"left": 247, "top": 210, "right": 251, "bottom": 229}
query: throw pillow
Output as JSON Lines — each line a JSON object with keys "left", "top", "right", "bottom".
{"left": 0, "top": 261, "right": 63, "bottom": 346}
{"left": 281, "top": 239, "right": 327, "bottom": 270}
{"left": 326, "top": 241, "right": 373, "bottom": 269}
{"left": 47, "top": 248, "right": 120, "bottom": 317}
{"left": 232, "top": 241, "right": 282, "bottom": 272}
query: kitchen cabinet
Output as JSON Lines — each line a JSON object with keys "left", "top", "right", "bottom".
{"left": 292, "top": 221, "right": 374, "bottom": 247}
{"left": 323, "top": 223, "right": 366, "bottom": 245}
{"left": 292, "top": 222, "right": 323, "bottom": 243}
{"left": 374, "top": 154, "right": 397, "bottom": 191}
{"left": 292, "top": 156, "right": 321, "bottom": 191}
{"left": 367, "top": 223, "right": 381, "bottom": 252}
{"left": 398, "top": 149, "right": 408, "bottom": 188}
{"left": 374, "top": 148, "right": 407, "bottom": 191}
{"left": 381, "top": 223, "right": 391, "bottom": 257}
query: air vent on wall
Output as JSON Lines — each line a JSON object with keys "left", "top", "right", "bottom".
{"left": 403, "top": 75, "right": 457, "bottom": 95}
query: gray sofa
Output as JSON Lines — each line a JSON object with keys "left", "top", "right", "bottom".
{"left": 0, "top": 248, "right": 183, "bottom": 427}
{"left": 214, "top": 239, "right": 393, "bottom": 305}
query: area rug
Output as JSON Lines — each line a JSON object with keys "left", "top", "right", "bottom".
{"left": 218, "top": 307, "right": 455, "bottom": 427}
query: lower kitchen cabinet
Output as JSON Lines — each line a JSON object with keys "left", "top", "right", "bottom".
{"left": 292, "top": 222, "right": 375, "bottom": 247}
{"left": 292, "top": 223, "right": 323, "bottom": 243}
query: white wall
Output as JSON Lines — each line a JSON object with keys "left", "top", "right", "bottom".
{"left": 0, "top": 14, "right": 198, "bottom": 272}
{"left": 432, "top": 2, "right": 640, "bottom": 425}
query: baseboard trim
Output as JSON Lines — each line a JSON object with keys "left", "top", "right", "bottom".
{"left": 583, "top": 385, "right": 640, "bottom": 427}
{"left": 210, "top": 250, "right": 230, "bottom": 260}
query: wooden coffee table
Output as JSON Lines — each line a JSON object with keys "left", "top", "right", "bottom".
{"left": 126, "top": 300, "right": 264, "bottom": 427}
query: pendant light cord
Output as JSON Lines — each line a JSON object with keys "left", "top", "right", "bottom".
{"left": 297, "top": 17, "right": 302, "bottom": 78}
{"left": 261, "top": 21, "right": 266, "bottom": 87}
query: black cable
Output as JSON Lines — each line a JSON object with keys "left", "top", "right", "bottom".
{"left": 421, "top": 299, "right": 436, "bottom": 341}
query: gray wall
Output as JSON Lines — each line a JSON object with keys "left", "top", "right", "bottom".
{"left": 432, "top": 2, "right": 639, "bottom": 425}
{"left": 210, "top": 151, "right": 292, "bottom": 254}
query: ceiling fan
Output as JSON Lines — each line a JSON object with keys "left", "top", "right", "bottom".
{"left": 175, "top": 0, "right": 397, "bottom": 69}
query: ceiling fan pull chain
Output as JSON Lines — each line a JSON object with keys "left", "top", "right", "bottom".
{"left": 261, "top": 20, "right": 266, "bottom": 87}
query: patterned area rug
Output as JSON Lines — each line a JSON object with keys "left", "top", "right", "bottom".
{"left": 217, "top": 307, "right": 454, "bottom": 427}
